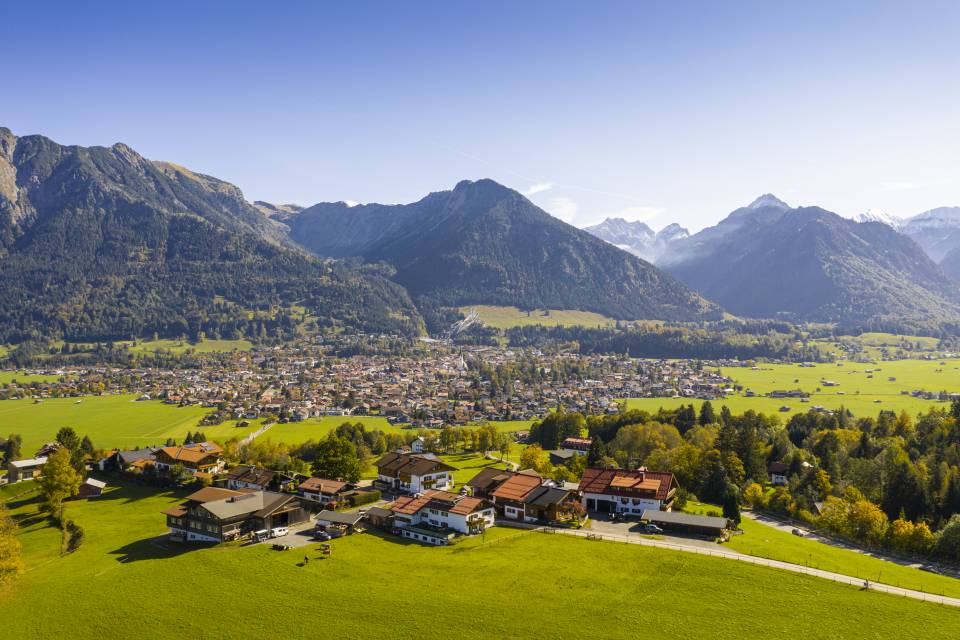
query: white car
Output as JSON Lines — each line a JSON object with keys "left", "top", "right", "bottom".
{"left": 271, "top": 527, "right": 289, "bottom": 538}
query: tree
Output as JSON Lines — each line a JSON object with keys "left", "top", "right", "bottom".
{"left": 38, "top": 448, "right": 83, "bottom": 515}
{"left": 520, "top": 445, "right": 549, "bottom": 474}
{"left": 934, "top": 514, "right": 960, "bottom": 561}
{"left": 722, "top": 484, "right": 741, "bottom": 525}
{"left": 1, "top": 433, "right": 22, "bottom": 465}
{"left": 311, "top": 435, "right": 361, "bottom": 483}
{"left": 55, "top": 427, "right": 80, "bottom": 452}
{"left": 698, "top": 401, "right": 716, "bottom": 426}
{"left": 743, "top": 482, "right": 765, "bottom": 508}
{"left": 846, "top": 500, "right": 888, "bottom": 545}
{"left": 586, "top": 437, "right": 606, "bottom": 466}
{"left": 0, "top": 503, "right": 23, "bottom": 585}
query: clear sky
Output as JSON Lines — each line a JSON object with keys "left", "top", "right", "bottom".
{"left": 3, "top": 1, "right": 960, "bottom": 230}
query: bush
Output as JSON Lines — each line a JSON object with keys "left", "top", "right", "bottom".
{"left": 348, "top": 490, "right": 381, "bottom": 507}
{"left": 61, "top": 520, "right": 85, "bottom": 554}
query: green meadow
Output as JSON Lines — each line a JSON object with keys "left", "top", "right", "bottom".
{"left": 0, "top": 395, "right": 245, "bottom": 454}
{"left": 0, "top": 372, "right": 62, "bottom": 385}
{"left": 625, "top": 358, "right": 959, "bottom": 418}
{"left": 464, "top": 305, "right": 620, "bottom": 329}
{"left": 684, "top": 503, "right": 960, "bottom": 598}
{"left": 2, "top": 482, "right": 958, "bottom": 639}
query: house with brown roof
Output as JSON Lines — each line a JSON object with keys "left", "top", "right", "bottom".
{"left": 225, "top": 465, "right": 295, "bottom": 492}
{"left": 163, "top": 487, "right": 309, "bottom": 543}
{"left": 299, "top": 477, "right": 353, "bottom": 504}
{"left": 577, "top": 467, "right": 678, "bottom": 516}
{"left": 387, "top": 489, "right": 495, "bottom": 544}
{"left": 154, "top": 442, "right": 225, "bottom": 477}
{"left": 374, "top": 451, "right": 456, "bottom": 494}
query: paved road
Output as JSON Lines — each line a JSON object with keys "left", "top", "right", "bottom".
{"left": 500, "top": 521, "right": 960, "bottom": 608}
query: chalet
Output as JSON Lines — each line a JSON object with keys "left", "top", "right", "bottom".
{"left": 388, "top": 489, "right": 495, "bottom": 544}
{"left": 163, "top": 487, "right": 309, "bottom": 543}
{"left": 487, "top": 471, "right": 572, "bottom": 523}
{"left": 559, "top": 437, "right": 592, "bottom": 455}
{"left": 466, "top": 467, "right": 516, "bottom": 498}
{"left": 6, "top": 457, "right": 47, "bottom": 483}
{"left": 97, "top": 446, "right": 159, "bottom": 472}
{"left": 35, "top": 442, "right": 62, "bottom": 457}
{"left": 154, "top": 442, "right": 225, "bottom": 477}
{"left": 769, "top": 461, "right": 790, "bottom": 486}
{"left": 225, "top": 465, "right": 295, "bottom": 492}
{"left": 410, "top": 436, "right": 426, "bottom": 454}
{"left": 299, "top": 477, "right": 353, "bottom": 504}
{"left": 375, "top": 451, "right": 456, "bottom": 494}
{"left": 578, "top": 467, "right": 678, "bottom": 515}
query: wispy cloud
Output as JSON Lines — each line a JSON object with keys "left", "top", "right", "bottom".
{"left": 547, "top": 197, "right": 578, "bottom": 223}
{"left": 523, "top": 182, "right": 553, "bottom": 196}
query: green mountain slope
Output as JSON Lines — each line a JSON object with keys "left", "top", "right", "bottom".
{"left": 0, "top": 127, "right": 423, "bottom": 342}
{"left": 277, "top": 179, "right": 722, "bottom": 328}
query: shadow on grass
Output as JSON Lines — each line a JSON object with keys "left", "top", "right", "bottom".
{"left": 110, "top": 535, "right": 205, "bottom": 563}
{"left": 362, "top": 528, "right": 421, "bottom": 547}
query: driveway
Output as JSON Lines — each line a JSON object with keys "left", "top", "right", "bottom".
{"left": 585, "top": 516, "right": 719, "bottom": 550}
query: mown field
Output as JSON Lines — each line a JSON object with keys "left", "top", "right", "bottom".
{"left": 684, "top": 503, "right": 960, "bottom": 598}
{"left": 464, "top": 305, "right": 620, "bottom": 329}
{"left": 2, "top": 482, "right": 958, "bottom": 639}
{"left": 120, "top": 338, "right": 253, "bottom": 355}
{"left": 0, "top": 395, "right": 245, "bottom": 454}
{"left": 625, "top": 358, "right": 959, "bottom": 418}
{"left": 0, "top": 372, "right": 62, "bottom": 385}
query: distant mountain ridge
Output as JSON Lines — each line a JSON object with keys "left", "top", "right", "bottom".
{"left": 659, "top": 195, "right": 960, "bottom": 329}
{"left": 0, "top": 127, "right": 423, "bottom": 343}
{"left": 277, "top": 179, "right": 722, "bottom": 328}
{"left": 583, "top": 217, "right": 689, "bottom": 262}
{"left": 901, "top": 206, "right": 960, "bottom": 263}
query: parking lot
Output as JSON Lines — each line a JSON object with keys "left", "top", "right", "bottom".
{"left": 584, "top": 515, "right": 720, "bottom": 551}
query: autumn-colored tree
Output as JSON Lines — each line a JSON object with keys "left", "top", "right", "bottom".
{"left": 743, "top": 482, "right": 765, "bottom": 508}
{"left": 38, "top": 447, "right": 83, "bottom": 514}
{"left": 520, "top": 444, "right": 549, "bottom": 474}
{"left": 0, "top": 503, "right": 23, "bottom": 585}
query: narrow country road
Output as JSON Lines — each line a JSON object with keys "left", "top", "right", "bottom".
{"left": 499, "top": 522, "right": 960, "bottom": 608}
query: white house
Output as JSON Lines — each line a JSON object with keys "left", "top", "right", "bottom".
{"left": 410, "top": 436, "right": 426, "bottom": 454}
{"left": 388, "top": 489, "right": 495, "bottom": 544}
{"left": 375, "top": 451, "right": 456, "bottom": 494}
{"left": 577, "top": 467, "right": 678, "bottom": 515}
{"left": 6, "top": 457, "right": 48, "bottom": 483}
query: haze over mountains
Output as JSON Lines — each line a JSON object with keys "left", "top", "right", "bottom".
{"left": 2, "top": 126, "right": 960, "bottom": 344}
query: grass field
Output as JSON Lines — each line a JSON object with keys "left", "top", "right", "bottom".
{"left": 0, "top": 395, "right": 238, "bottom": 453}
{"left": 2, "top": 482, "right": 958, "bottom": 639}
{"left": 439, "top": 452, "right": 510, "bottom": 485}
{"left": 684, "top": 503, "right": 960, "bottom": 598}
{"left": 264, "top": 416, "right": 410, "bottom": 444}
{"left": 464, "top": 305, "right": 619, "bottom": 329}
{"left": 0, "top": 372, "right": 62, "bottom": 385}
{"left": 120, "top": 338, "right": 253, "bottom": 354}
{"left": 625, "top": 358, "right": 958, "bottom": 419}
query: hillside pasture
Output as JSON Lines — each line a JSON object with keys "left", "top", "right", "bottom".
{"left": 625, "top": 358, "right": 958, "bottom": 419}
{"left": 464, "top": 305, "right": 619, "bottom": 329}
{"left": 2, "top": 482, "right": 959, "bottom": 639}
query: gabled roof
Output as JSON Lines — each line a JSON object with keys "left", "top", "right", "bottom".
{"left": 466, "top": 467, "right": 515, "bottom": 492}
{"left": 578, "top": 468, "right": 676, "bottom": 501}
{"left": 388, "top": 489, "right": 491, "bottom": 517}
{"left": 522, "top": 486, "right": 571, "bottom": 508}
{"left": 158, "top": 442, "right": 223, "bottom": 464}
{"left": 200, "top": 491, "right": 294, "bottom": 520}
{"left": 375, "top": 452, "right": 456, "bottom": 477}
{"left": 9, "top": 457, "right": 47, "bottom": 468}
{"left": 182, "top": 486, "right": 246, "bottom": 504}
{"left": 491, "top": 473, "right": 543, "bottom": 502}
{"left": 227, "top": 465, "right": 284, "bottom": 486}
{"left": 300, "top": 477, "right": 349, "bottom": 495}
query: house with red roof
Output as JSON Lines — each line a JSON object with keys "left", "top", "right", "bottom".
{"left": 387, "top": 489, "right": 495, "bottom": 544}
{"left": 577, "top": 467, "right": 678, "bottom": 516}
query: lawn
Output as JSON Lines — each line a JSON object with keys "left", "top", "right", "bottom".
{"left": 464, "top": 305, "right": 619, "bottom": 329}
{"left": 0, "top": 372, "right": 63, "bottom": 385}
{"left": 121, "top": 338, "right": 253, "bottom": 355}
{"left": 264, "top": 416, "right": 411, "bottom": 445}
{"left": 684, "top": 502, "right": 960, "bottom": 599}
{"left": 0, "top": 395, "right": 242, "bottom": 453}
{"left": 624, "top": 358, "right": 958, "bottom": 419}
{"left": 2, "top": 482, "right": 958, "bottom": 639}
{"left": 439, "top": 452, "right": 510, "bottom": 485}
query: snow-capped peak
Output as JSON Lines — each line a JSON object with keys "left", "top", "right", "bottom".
{"left": 747, "top": 193, "right": 790, "bottom": 210}
{"left": 854, "top": 209, "right": 902, "bottom": 230}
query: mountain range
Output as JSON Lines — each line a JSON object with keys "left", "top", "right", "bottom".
{"left": 273, "top": 179, "right": 720, "bottom": 328}
{"left": 2, "top": 125, "right": 960, "bottom": 344}
{"left": 0, "top": 127, "right": 423, "bottom": 343}
{"left": 582, "top": 218, "right": 689, "bottom": 262}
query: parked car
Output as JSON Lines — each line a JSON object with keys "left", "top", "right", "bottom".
{"left": 271, "top": 527, "right": 289, "bottom": 538}
{"left": 253, "top": 529, "right": 271, "bottom": 542}
{"left": 313, "top": 530, "right": 331, "bottom": 541}
{"left": 791, "top": 528, "right": 805, "bottom": 537}
{"left": 642, "top": 524, "right": 663, "bottom": 534}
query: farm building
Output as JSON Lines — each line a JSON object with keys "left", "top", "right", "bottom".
{"left": 639, "top": 510, "right": 731, "bottom": 537}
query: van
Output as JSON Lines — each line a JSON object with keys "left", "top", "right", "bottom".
{"left": 253, "top": 529, "right": 271, "bottom": 542}
{"left": 271, "top": 527, "right": 289, "bottom": 538}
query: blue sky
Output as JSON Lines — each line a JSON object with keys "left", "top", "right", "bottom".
{"left": 3, "top": 1, "right": 960, "bottom": 230}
